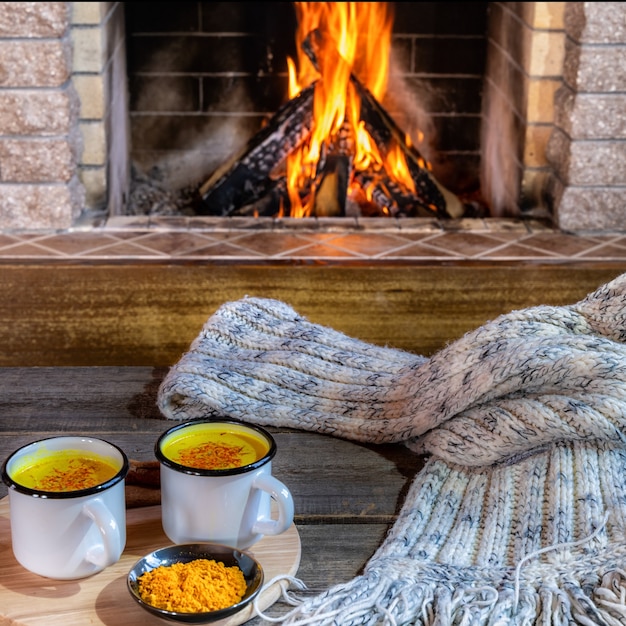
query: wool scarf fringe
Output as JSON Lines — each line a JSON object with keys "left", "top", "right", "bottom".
{"left": 258, "top": 567, "right": 626, "bottom": 626}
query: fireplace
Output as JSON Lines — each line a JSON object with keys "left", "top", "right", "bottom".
{"left": 0, "top": 2, "right": 624, "bottom": 232}
{"left": 124, "top": 2, "right": 489, "bottom": 221}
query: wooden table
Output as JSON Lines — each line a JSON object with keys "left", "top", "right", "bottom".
{"left": 0, "top": 367, "right": 424, "bottom": 624}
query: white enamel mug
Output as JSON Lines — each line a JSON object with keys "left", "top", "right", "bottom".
{"left": 156, "top": 419, "right": 294, "bottom": 550}
{"left": 1, "top": 436, "right": 129, "bottom": 579}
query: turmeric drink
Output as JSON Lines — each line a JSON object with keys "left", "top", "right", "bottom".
{"left": 10, "top": 449, "right": 119, "bottom": 492}
{"left": 161, "top": 422, "right": 269, "bottom": 471}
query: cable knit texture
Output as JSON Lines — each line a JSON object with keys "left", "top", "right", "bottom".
{"left": 158, "top": 273, "right": 626, "bottom": 625}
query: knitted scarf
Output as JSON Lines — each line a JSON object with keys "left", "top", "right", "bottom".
{"left": 157, "top": 272, "right": 626, "bottom": 625}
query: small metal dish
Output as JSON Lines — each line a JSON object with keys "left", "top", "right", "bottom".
{"left": 127, "top": 543, "right": 264, "bottom": 624}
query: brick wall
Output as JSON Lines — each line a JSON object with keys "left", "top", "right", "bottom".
{"left": 0, "top": 1, "right": 128, "bottom": 230}
{"left": 0, "top": 2, "right": 83, "bottom": 229}
{"left": 548, "top": 2, "right": 626, "bottom": 230}
{"left": 483, "top": 1, "right": 626, "bottom": 230}
{"left": 481, "top": 2, "right": 566, "bottom": 217}
{"left": 71, "top": 1, "right": 129, "bottom": 222}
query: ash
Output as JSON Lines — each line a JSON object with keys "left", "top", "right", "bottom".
{"left": 126, "top": 166, "right": 200, "bottom": 216}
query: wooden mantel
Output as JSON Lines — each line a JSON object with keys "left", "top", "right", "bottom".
{"left": 1, "top": 260, "right": 624, "bottom": 367}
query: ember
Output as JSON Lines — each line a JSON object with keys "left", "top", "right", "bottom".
{"left": 199, "top": 2, "right": 466, "bottom": 220}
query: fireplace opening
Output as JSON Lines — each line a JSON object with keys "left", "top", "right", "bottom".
{"left": 124, "top": 2, "right": 491, "bottom": 219}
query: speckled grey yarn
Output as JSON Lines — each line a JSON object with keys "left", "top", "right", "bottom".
{"left": 158, "top": 273, "right": 626, "bottom": 625}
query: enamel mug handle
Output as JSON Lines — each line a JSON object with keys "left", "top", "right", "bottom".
{"left": 82, "top": 498, "right": 123, "bottom": 568}
{"left": 251, "top": 474, "right": 294, "bottom": 536}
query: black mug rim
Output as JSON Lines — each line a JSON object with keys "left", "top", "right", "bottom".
{"left": 1, "top": 436, "right": 130, "bottom": 499}
{"left": 155, "top": 418, "right": 277, "bottom": 476}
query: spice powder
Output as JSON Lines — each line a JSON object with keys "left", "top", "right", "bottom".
{"left": 177, "top": 441, "right": 248, "bottom": 470}
{"left": 162, "top": 426, "right": 269, "bottom": 470}
{"left": 137, "top": 558, "right": 247, "bottom": 612}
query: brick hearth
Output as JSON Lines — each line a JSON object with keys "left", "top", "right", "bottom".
{"left": 1, "top": 216, "right": 626, "bottom": 263}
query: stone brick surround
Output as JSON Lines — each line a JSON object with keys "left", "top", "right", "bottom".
{"left": 0, "top": 2, "right": 624, "bottom": 232}
{"left": 0, "top": 1, "right": 127, "bottom": 229}
{"left": 549, "top": 2, "right": 626, "bottom": 230}
{"left": 0, "top": 2, "right": 83, "bottom": 228}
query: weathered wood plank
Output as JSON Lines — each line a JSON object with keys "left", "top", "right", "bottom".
{"left": 239, "top": 523, "right": 392, "bottom": 622}
{"left": 0, "top": 366, "right": 165, "bottom": 422}
{"left": 0, "top": 263, "right": 623, "bottom": 367}
{"left": 0, "top": 431, "right": 420, "bottom": 518}
{"left": 274, "top": 523, "right": 391, "bottom": 592}
{"left": 0, "top": 367, "right": 422, "bottom": 517}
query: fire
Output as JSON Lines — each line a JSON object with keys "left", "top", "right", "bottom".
{"left": 199, "top": 2, "right": 462, "bottom": 219}
{"left": 285, "top": 2, "right": 418, "bottom": 217}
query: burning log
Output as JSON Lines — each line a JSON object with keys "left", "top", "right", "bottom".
{"left": 199, "top": 6, "right": 466, "bottom": 220}
{"left": 303, "top": 28, "right": 463, "bottom": 219}
{"left": 351, "top": 171, "right": 398, "bottom": 217}
{"left": 198, "top": 84, "right": 315, "bottom": 216}
{"left": 198, "top": 80, "right": 460, "bottom": 219}
{"left": 310, "top": 121, "right": 352, "bottom": 217}
{"left": 313, "top": 154, "right": 350, "bottom": 217}
{"left": 352, "top": 77, "right": 463, "bottom": 219}
{"left": 353, "top": 171, "right": 444, "bottom": 218}
{"left": 229, "top": 178, "right": 289, "bottom": 217}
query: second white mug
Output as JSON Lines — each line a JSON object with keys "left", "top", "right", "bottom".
{"left": 156, "top": 419, "right": 294, "bottom": 550}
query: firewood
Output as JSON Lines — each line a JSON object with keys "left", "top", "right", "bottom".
{"left": 198, "top": 84, "right": 315, "bottom": 215}
{"left": 351, "top": 77, "right": 463, "bottom": 219}
{"left": 301, "top": 30, "right": 463, "bottom": 219}
{"left": 354, "top": 171, "right": 444, "bottom": 218}
{"left": 352, "top": 171, "right": 399, "bottom": 217}
{"left": 198, "top": 28, "right": 464, "bottom": 219}
{"left": 313, "top": 154, "right": 351, "bottom": 217}
{"left": 231, "top": 177, "right": 288, "bottom": 217}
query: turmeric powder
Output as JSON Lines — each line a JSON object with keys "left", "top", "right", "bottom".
{"left": 177, "top": 441, "right": 248, "bottom": 470}
{"left": 137, "top": 558, "right": 247, "bottom": 613}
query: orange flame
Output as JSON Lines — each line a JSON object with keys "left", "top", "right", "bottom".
{"left": 286, "top": 2, "right": 417, "bottom": 217}
{"left": 384, "top": 140, "right": 416, "bottom": 193}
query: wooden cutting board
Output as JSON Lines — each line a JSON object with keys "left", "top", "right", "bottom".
{"left": 0, "top": 496, "right": 301, "bottom": 625}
